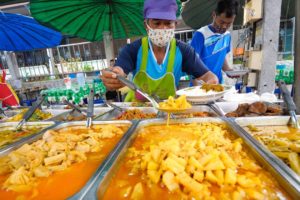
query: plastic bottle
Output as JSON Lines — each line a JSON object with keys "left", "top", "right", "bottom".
{"left": 77, "top": 72, "right": 85, "bottom": 87}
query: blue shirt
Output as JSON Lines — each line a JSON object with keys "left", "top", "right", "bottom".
{"left": 191, "top": 25, "right": 231, "bottom": 83}
{"left": 115, "top": 38, "right": 209, "bottom": 87}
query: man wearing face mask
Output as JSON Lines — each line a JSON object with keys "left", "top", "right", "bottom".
{"left": 191, "top": 0, "right": 239, "bottom": 84}
{"left": 101, "top": 0, "right": 218, "bottom": 102}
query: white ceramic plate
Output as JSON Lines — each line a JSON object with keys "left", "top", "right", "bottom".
{"left": 176, "top": 85, "right": 232, "bottom": 104}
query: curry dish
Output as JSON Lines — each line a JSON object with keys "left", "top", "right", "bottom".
{"left": 7, "top": 109, "right": 52, "bottom": 122}
{"left": 115, "top": 109, "right": 157, "bottom": 120}
{"left": 102, "top": 123, "right": 289, "bottom": 200}
{"left": 0, "top": 125, "right": 47, "bottom": 148}
{"left": 0, "top": 124, "right": 129, "bottom": 199}
{"left": 245, "top": 125, "right": 300, "bottom": 176}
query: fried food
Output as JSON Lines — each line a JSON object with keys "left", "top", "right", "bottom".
{"left": 226, "top": 102, "right": 283, "bottom": 117}
{"left": 201, "top": 83, "right": 224, "bottom": 92}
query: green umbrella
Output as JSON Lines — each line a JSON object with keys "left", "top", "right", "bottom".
{"left": 30, "top": 0, "right": 147, "bottom": 41}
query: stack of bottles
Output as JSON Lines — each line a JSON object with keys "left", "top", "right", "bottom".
{"left": 41, "top": 79, "right": 106, "bottom": 105}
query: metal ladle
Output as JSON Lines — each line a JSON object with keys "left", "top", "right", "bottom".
{"left": 278, "top": 81, "right": 300, "bottom": 129}
{"left": 115, "top": 75, "right": 192, "bottom": 114}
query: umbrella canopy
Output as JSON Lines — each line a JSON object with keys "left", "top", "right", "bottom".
{"left": 181, "top": 0, "right": 245, "bottom": 30}
{"left": 30, "top": 0, "right": 147, "bottom": 41}
{"left": 0, "top": 12, "right": 62, "bottom": 51}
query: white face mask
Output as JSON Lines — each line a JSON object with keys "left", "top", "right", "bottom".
{"left": 147, "top": 24, "right": 175, "bottom": 47}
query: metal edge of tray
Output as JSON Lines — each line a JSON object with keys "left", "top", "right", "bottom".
{"left": 230, "top": 116, "right": 300, "bottom": 190}
{"left": 224, "top": 117, "right": 300, "bottom": 199}
{"left": 208, "top": 103, "right": 225, "bottom": 116}
{"left": 81, "top": 117, "right": 299, "bottom": 200}
{"left": 0, "top": 121, "right": 59, "bottom": 155}
{"left": 44, "top": 109, "right": 71, "bottom": 121}
{"left": 68, "top": 120, "right": 139, "bottom": 200}
{"left": 47, "top": 108, "right": 114, "bottom": 121}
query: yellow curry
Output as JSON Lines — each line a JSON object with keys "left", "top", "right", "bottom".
{"left": 0, "top": 124, "right": 129, "bottom": 200}
{"left": 7, "top": 109, "right": 52, "bottom": 122}
{"left": 102, "top": 123, "right": 289, "bottom": 200}
{"left": 0, "top": 125, "right": 47, "bottom": 148}
{"left": 246, "top": 125, "right": 300, "bottom": 176}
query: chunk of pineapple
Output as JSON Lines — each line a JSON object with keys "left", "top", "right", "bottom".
{"left": 162, "top": 171, "right": 179, "bottom": 192}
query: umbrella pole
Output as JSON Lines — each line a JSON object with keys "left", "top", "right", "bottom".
{"left": 294, "top": 0, "right": 300, "bottom": 113}
{"left": 103, "top": 31, "right": 115, "bottom": 68}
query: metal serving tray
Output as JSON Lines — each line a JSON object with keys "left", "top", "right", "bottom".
{"left": 56, "top": 120, "right": 137, "bottom": 200}
{"left": 0, "top": 110, "right": 22, "bottom": 122}
{"left": 0, "top": 120, "right": 138, "bottom": 200}
{"left": 233, "top": 116, "right": 300, "bottom": 185}
{"left": 77, "top": 118, "right": 300, "bottom": 199}
{"left": 0, "top": 121, "right": 57, "bottom": 155}
{"left": 48, "top": 108, "right": 114, "bottom": 121}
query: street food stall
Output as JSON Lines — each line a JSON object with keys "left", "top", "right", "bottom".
{"left": 0, "top": 82, "right": 299, "bottom": 200}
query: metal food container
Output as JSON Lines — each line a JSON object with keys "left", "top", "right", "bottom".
{"left": 0, "top": 120, "right": 138, "bottom": 200}
{"left": 98, "top": 107, "right": 159, "bottom": 120}
{"left": 0, "top": 110, "right": 22, "bottom": 122}
{"left": 76, "top": 118, "right": 300, "bottom": 200}
{"left": 49, "top": 108, "right": 113, "bottom": 121}
{"left": 233, "top": 116, "right": 300, "bottom": 185}
{"left": 0, "top": 121, "right": 57, "bottom": 154}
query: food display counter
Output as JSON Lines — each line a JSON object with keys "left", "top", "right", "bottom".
{"left": 0, "top": 104, "right": 299, "bottom": 200}
{"left": 74, "top": 118, "right": 299, "bottom": 200}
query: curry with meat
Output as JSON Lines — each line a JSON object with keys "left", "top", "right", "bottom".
{"left": 0, "top": 124, "right": 129, "bottom": 199}
{"left": 102, "top": 123, "right": 289, "bottom": 200}
{"left": 115, "top": 109, "right": 157, "bottom": 120}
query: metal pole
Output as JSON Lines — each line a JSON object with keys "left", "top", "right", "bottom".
{"left": 294, "top": 0, "right": 300, "bottom": 113}
{"left": 257, "top": 0, "right": 282, "bottom": 94}
{"left": 103, "top": 31, "right": 115, "bottom": 68}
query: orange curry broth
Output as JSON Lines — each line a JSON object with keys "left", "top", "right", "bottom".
{"left": 102, "top": 124, "right": 290, "bottom": 200}
{"left": 0, "top": 125, "right": 129, "bottom": 200}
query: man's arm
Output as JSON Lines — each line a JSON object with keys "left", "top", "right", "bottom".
{"left": 178, "top": 41, "right": 218, "bottom": 84}
{"left": 100, "top": 40, "right": 141, "bottom": 90}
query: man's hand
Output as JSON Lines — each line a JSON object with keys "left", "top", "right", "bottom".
{"left": 195, "top": 71, "right": 219, "bottom": 84}
{"left": 100, "top": 66, "right": 126, "bottom": 90}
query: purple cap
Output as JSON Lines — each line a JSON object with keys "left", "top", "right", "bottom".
{"left": 144, "top": 0, "right": 178, "bottom": 21}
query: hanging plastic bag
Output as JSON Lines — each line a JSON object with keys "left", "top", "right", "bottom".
{"left": 0, "top": 64, "right": 19, "bottom": 107}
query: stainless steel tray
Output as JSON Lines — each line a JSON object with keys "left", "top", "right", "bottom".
{"left": 0, "top": 110, "right": 22, "bottom": 122}
{"left": 0, "top": 120, "right": 138, "bottom": 200}
{"left": 0, "top": 121, "right": 57, "bottom": 155}
{"left": 77, "top": 117, "right": 300, "bottom": 199}
{"left": 233, "top": 116, "right": 300, "bottom": 185}
{"left": 48, "top": 108, "right": 113, "bottom": 121}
